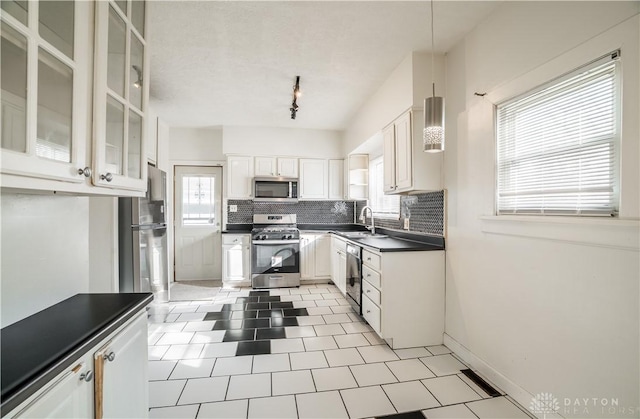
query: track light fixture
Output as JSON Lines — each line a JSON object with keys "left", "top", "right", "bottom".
{"left": 290, "top": 76, "right": 301, "bottom": 119}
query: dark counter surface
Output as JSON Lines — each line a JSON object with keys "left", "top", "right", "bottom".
{"left": 301, "top": 224, "right": 445, "bottom": 252}
{"left": 1, "top": 293, "right": 153, "bottom": 415}
{"left": 223, "top": 223, "right": 253, "bottom": 234}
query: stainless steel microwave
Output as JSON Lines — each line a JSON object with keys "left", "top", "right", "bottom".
{"left": 254, "top": 177, "right": 299, "bottom": 202}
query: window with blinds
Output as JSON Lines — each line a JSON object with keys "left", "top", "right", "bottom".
{"left": 496, "top": 51, "right": 620, "bottom": 216}
{"left": 369, "top": 156, "right": 400, "bottom": 218}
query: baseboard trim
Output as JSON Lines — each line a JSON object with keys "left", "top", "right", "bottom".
{"left": 444, "top": 333, "right": 564, "bottom": 419}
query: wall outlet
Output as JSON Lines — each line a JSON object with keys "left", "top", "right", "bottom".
{"left": 403, "top": 218, "right": 410, "bottom": 229}
{"left": 229, "top": 205, "right": 238, "bottom": 213}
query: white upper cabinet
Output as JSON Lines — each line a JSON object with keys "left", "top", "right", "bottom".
{"left": 92, "top": 0, "right": 148, "bottom": 192}
{"left": 382, "top": 127, "right": 396, "bottom": 193}
{"left": 227, "top": 155, "right": 254, "bottom": 198}
{"left": 254, "top": 157, "right": 298, "bottom": 178}
{"left": 1, "top": 1, "right": 92, "bottom": 184}
{"left": 383, "top": 108, "right": 443, "bottom": 194}
{"left": 254, "top": 157, "right": 276, "bottom": 177}
{"left": 299, "top": 158, "right": 328, "bottom": 199}
{"left": 277, "top": 157, "right": 298, "bottom": 177}
{"left": 328, "top": 159, "right": 345, "bottom": 199}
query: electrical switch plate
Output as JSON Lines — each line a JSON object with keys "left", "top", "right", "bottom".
{"left": 404, "top": 218, "right": 410, "bottom": 229}
{"left": 229, "top": 205, "right": 238, "bottom": 212}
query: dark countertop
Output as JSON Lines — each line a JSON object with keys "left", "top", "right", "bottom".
{"left": 225, "top": 223, "right": 445, "bottom": 251}
{"left": 304, "top": 224, "right": 445, "bottom": 252}
{"left": 1, "top": 293, "right": 153, "bottom": 415}
{"left": 223, "top": 224, "right": 252, "bottom": 234}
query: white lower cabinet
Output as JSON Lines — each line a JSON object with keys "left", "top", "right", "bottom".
{"left": 12, "top": 354, "right": 94, "bottom": 419}
{"left": 301, "top": 233, "right": 331, "bottom": 280}
{"left": 330, "top": 235, "right": 347, "bottom": 295}
{"left": 94, "top": 313, "right": 148, "bottom": 419}
{"left": 361, "top": 247, "right": 445, "bottom": 348}
{"left": 7, "top": 311, "right": 148, "bottom": 419}
{"left": 222, "top": 234, "right": 251, "bottom": 284}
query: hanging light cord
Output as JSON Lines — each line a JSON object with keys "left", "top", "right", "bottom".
{"left": 430, "top": 0, "right": 435, "bottom": 98}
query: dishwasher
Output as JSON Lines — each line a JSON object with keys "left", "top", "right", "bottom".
{"left": 345, "top": 243, "right": 362, "bottom": 315}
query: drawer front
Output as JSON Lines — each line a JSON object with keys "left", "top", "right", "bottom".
{"left": 362, "top": 265, "right": 381, "bottom": 289}
{"left": 362, "top": 249, "right": 381, "bottom": 271}
{"left": 222, "top": 234, "right": 250, "bottom": 245}
{"left": 362, "top": 295, "right": 381, "bottom": 335}
{"left": 362, "top": 279, "right": 381, "bottom": 306}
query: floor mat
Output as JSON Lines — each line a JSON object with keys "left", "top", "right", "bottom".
{"left": 169, "top": 280, "right": 221, "bottom": 301}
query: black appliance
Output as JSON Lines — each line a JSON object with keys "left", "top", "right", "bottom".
{"left": 345, "top": 243, "right": 362, "bottom": 314}
{"left": 251, "top": 214, "right": 300, "bottom": 288}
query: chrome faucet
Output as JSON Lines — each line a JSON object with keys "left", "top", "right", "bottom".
{"left": 359, "top": 206, "right": 375, "bottom": 234}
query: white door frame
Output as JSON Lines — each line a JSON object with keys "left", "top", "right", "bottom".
{"left": 167, "top": 160, "right": 225, "bottom": 284}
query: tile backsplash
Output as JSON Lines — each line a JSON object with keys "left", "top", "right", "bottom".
{"left": 228, "top": 190, "right": 444, "bottom": 236}
{"left": 356, "top": 190, "right": 445, "bottom": 236}
{"left": 227, "top": 200, "right": 362, "bottom": 224}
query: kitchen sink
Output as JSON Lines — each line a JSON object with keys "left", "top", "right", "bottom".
{"left": 339, "top": 231, "right": 388, "bottom": 238}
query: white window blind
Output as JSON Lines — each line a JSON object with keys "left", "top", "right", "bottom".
{"left": 496, "top": 52, "right": 620, "bottom": 216}
{"left": 369, "top": 156, "right": 399, "bottom": 218}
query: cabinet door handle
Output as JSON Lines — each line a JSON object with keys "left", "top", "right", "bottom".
{"left": 100, "top": 172, "right": 113, "bottom": 182}
{"left": 367, "top": 273, "right": 371, "bottom": 277}
{"left": 367, "top": 257, "right": 371, "bottom": 261}
{"left": 80, "top": 370, "right": 94, "bottom": 382}
{"left": 77, "top": 167, "right": 92, "bottom": 177}
{"left": 366, "top": 310, "right": 371, "bottom": 313}
{"left": 104, "top": 351, "right": 116, "bottom": 362}
{"left": 366, "top": 289, "right": 370, "bottom": 293}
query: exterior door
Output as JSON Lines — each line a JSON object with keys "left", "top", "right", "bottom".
{"left": 174, "top": 166, "right": 222, "bottom": 281}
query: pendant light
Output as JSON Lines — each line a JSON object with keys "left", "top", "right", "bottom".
{"left": 423, "top": 0, "right": 444, "bottom": 153}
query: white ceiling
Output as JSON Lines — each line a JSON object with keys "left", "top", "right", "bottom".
{"left": 148, "top": 1, "right": 499, "bottom": 130}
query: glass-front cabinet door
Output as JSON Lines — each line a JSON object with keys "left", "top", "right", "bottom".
{"left": 0, "top": 1, "right": 92, "bottom": 184}
{"left": 93, "top": 0, "right": 147, "bottom": 191}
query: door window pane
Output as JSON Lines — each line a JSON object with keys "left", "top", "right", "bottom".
{"left": 39, "top": 0, "right": 74, "bottom": 59}
{"left": 129, "top": 33, "right": 144, "bottom": 110}
{"left": 107, "top": 6, "right": 126, "bottom": 97}
{"left": 1, "top": 0, "right": 28, "bottom": 25}
{"left": 182, "top": 176, "right": 216, "bottom": 225}
{"left": 1, "top": 23, "right": 28, "bottom": 153}
{"left": 127, "top": 110, "right": 142, "bottom": 178}
{"left": 37, "top": 48, "right": 72, "bottom": 162}
{"left": 131, "top": 0, "right": 145, "bottom": 36}
{"left": 105, "top": 96, "right": 124, "bottom": 174}
{"left": 114, "top": 0, "right": 127, "bottom": 16}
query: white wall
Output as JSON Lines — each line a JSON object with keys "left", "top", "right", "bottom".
{"left": 1, "top": 193, "right": 90, "bottom": 327}
{"left": 222, "top": 126, "right": 342, "bottom": 159}
{"left": 342, "top": 51, "right": 445, "bottom": 156}
{"left": 169, "top": 127, "right": 225, "bottom": 161}
{"left": 443, "top": 2, "right": 639, "bottom": 414}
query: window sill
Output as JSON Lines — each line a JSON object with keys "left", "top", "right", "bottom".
{"left": 480, "top": 215, "right": 639, "bottom": 251}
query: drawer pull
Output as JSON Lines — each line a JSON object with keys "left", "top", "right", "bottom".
{"left": 80, "top": 370, "right": 93, "bottom": 382}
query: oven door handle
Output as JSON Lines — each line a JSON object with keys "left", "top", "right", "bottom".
{"left": 253, "top": 240, "right": 300, "bottom": 245}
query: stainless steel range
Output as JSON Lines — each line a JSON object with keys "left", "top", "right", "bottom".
{"left": 251, "top": 214, "right": 300, "bottom": 288}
